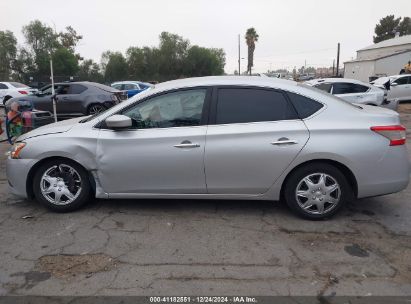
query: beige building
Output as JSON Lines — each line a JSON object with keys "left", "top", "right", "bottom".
{"left": 344, "top": 34, "right": 411, "bottom": 82}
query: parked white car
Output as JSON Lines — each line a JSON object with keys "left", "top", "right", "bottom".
{"left": 0, "top": 82, "right": 37, "bottom": 106}
{"left": 371, "top": 75, "right": 411, "bottom": 102}
{"left": 305, "top": 78, "right": 397, "bottom": 110}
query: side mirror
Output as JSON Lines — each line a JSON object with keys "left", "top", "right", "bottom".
{"left": 105, "top": 114, "right": 132, "bottom": 129}
{"left": 391, "top": 82, "right": 398, "bottom": 87}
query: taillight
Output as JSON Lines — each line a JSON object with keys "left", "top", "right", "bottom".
{"left": 18, "top": 90, "right": 28, "bottom": 94}
{"left": 370, "top": 125, "right": 406, "bottom": 146}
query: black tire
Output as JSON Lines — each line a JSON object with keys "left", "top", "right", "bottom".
{"left": 3, "top": 96, "right": 12, "bottom": 106}
{"left": 33, "top": 159, "right": 91, "bottom": 212}
{"left": 87, "top": 103, "right": 106, "bottom": 115}
{"left": 284, "top": 163, "right": 352, "bottom": 220}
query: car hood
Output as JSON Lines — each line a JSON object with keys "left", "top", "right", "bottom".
{"left": 18, "top": 117, "right": 85, "bottom": 141}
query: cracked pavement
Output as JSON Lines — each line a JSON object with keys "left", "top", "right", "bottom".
{"left": 0, "top": 106, "right": 411, "bottom": 296}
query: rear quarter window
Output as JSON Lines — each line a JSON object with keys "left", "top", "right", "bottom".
{"left": 286, "top": 92, "right": 324, "bottom": 118}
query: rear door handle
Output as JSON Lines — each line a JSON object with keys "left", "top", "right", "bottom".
{"left": 174, "top": 141, "right": 200, "bottom": 149}
{"left": 271, "top": 139, "right": 298, "bottom": 145}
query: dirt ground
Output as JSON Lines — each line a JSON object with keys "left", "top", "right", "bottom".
{"left": 0, "top": 105, "right": 411, "bottom": 297}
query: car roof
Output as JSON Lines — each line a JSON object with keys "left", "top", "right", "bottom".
{"left": 307, "top": 78, "right": 370, "bottom": 85}
{"left": 153, "top": 76, "right": 298, "bottom": 92}
{"left": 53, "top": 81, "right": 92, "bottom": 85}
{"left": 111, "top": 81, "right": 153, "bottom": 86}
{"left": 389, "top": 75, "right": 410, "bottom": 78}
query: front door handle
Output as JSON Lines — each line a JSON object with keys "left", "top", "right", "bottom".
{"left": 174, "top": 141, "right": 200, "bottom": 149}
{"left": 271, "top": 138, "right": 298, "bottom": 145}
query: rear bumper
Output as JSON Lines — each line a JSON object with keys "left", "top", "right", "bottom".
{"left": 357, "top": 146, "right": 410, "bottom": 198}
{"left": 381, "top": 99, "right": 399, "bottom": 111}
{"left": 6, "top": 157, "right": 37, "bottom": 199}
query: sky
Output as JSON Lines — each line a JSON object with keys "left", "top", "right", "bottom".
{"left": 1, "top": 0, "right": 411, "bottom": 74}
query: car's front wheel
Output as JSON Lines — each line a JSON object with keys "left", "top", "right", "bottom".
{"left": 284, "top": 163, "right": 351, "bottom": 220}
{"left": 33, "top": 159, "right": 91, "bottom": 212}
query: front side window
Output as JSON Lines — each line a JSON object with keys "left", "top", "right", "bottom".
{"left": 215, "top": 88, "right": 297, "bottom": 124}
{"left": 393, "top": 77, "right": 409, "bottom": 85}
{"left": 56, "top": 85, "right": 70, "bottom": 95}
{"left": 122, "top": 89, "right": 206, "bottom": 129}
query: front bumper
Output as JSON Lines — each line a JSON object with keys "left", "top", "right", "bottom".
{"left": 6, "top": 157, "right": 38, "bottom": 199}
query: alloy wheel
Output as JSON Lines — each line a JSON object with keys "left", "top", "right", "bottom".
{"left": 88, "top": 104, "right": 105, "bottom": 115}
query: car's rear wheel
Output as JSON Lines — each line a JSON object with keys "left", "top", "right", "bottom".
{"left": 284, "top": 163, "right": 351, "bottom": 220}
{"left": 87, "top": 104, "right": 106, "bottom": 115}
{"left": 33, "top": 159, "right": 91, "bottom": 212}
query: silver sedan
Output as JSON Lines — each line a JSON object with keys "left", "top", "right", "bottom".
{"left": 6, "top": 76, "right": 410, "bottom": 219}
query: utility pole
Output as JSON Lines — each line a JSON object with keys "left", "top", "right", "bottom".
{"left": 238, "top": 34, "right": 241, "bottom": 75}
{"left": 336, "top": 42, "right": 340, "bottom": 77}
{"left": 332, "top": 59, "right": 335, "bottom": 76}
{"left": 50, "top": 20, "right": 58, "bottom": 122}
{"left": 50, "top": 58, "right": 57, "bottom": 122}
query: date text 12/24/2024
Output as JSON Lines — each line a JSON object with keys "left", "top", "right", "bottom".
{"left": 149, "top": 297, "right": 257, "bottom": 303}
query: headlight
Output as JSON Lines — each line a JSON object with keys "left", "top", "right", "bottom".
{"left": 10, "top": 142, "right": 26, "bottom": 159}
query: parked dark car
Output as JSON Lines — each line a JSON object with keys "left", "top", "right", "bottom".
{"left": 6, "top": 82, "right": 125, "bottom": 119}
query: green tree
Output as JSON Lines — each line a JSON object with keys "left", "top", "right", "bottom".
{"left": 245, "top": 28, "right": 259, "bottom": 75}
{"left": 399, "top": 17, "right": 411, "bottom": 36}
{"left": 374, "top": 15, "right": 411, "bottom": 43}
{"left": 58, "top": 26, "right": 82, "bottom": 52}
{"left": 12, "top": 48, "right": 36, "bottom": 82}
{"left": 52, "top": 48, "right": 79, "bottom": 76}
{"left": 78, "top": 59, "right": 103, "bottom": 82}
{"left": 104, "top": 51, "right": 128, "bottom": 83}
{"left": 126, "top": 46, "right": 145, "bottom": 79}
{"left": 158, "top": 32, "right": 190, "bottom": 80}
{"left": 0, "top": 30, "right": 17, "bottom": 80}
{"left": 21, "top": 20, "right": 82, "bottom": 80}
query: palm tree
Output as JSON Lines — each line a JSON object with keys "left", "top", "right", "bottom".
{"left": 245, "top": 28, "right": 259, "bottom": 75}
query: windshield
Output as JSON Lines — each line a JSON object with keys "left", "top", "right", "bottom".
{"left": 372, "top": 77, "right": 390, "bottom": 85}
{"left": 10, "top": 82, "right": 28, "bottom": 88}
{"left": 79, "top": 111, "right": 107, "bottom": 123}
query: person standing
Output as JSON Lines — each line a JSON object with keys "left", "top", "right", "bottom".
{"left": 404, "top": 60, "right": 411, "bottom": 74}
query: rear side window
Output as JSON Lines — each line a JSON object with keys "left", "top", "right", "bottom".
{"left": 287, "top": 92, "right": 323, "bottom": 118}
{"left": 315, "top": 83, "right": 332, "bottom": 93}
{"left": 124, "top": 83, "right": 139, "bottom": 90}
{"left": 0, "top": 83, "right": 8, "bottom": 89}
{"left": 9, "top": 82, "right": 27, "bottom": 88}
{"left": 216, "top": 88, "right": 297, "bottom": 124}
{"left": 68, "top": 84, "right": 87, "bottom": 94}
{"left": 332, "top": 82, "right": 369, "bottom": 94}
